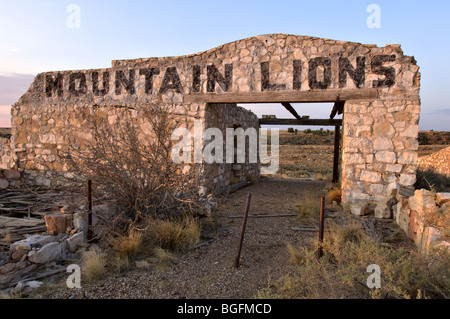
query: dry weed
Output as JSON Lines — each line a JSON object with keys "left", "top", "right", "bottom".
{"left": 82, "top": 249, "right": 106, "bottom": 282}
{"left": 295, "top": 194, "right": 321, "bottom": 221}
{"left": 143, "top": 216, "right": 201, "bottom": 253}
{"left": 279, "top": 221, "right": 449, "bottom": 299}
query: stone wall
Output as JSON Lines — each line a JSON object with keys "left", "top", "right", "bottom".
{"left": 342, "top": 97, "right": 421, "bottom": 213}
{"left": 203, "top": 103, "right": 260, "bottom": 193}
{"left": 0, "top": 137, "right": 14, "bottom": 170}
{"left": 394, "top": 189, "right": 449, "bottom": 255}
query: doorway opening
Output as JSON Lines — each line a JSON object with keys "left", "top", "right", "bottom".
{"left": 238, "top": 101, "right": 343, "bottom": 184}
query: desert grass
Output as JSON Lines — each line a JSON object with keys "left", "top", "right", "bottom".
{"left": 111, "top": 230, "right": 143, "bottom": 261}
{"left": 143, "top": 215, "right": 201, "bottom": 253}
{"left": 295, "top": 194, "right": 321, "bottom": 221}
{"left": 280, "top": 221, "right": 450, "bottom": 299}
{"left": 82, "top": 249, "right": 106, "bottom": 282}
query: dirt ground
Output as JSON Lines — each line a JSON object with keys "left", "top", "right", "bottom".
{"left": 42, "top": 177, "right": 409, "bottom": 299}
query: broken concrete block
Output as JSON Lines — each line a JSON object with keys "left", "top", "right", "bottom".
{"left": 66, "top": 232, "right": 85, "bottom": 252}
{"left": 0, "top": 178, "right": 9, "bottom": 189}
{"left": 375, "top": 197, "right": 396, "bottom": 219}
{"left": 73, "top": 212, "right": 87, "bottom": 233}
{"left": 45, "top": 213, "right": 72, "bottom": 235}
{"left": 10, "top": 235, "right": 53, "bottom": 255}
{"left": 350, "top": 201, "right": 371, "bottom": 216}
{"left": 11, "top": 247, "right": 30, "bottom": 262}
{"left": 27, "top": 242, "right": 63, "bottom": 264}
{"left": 408, "top": 189, "right": 436, "bottom": 213}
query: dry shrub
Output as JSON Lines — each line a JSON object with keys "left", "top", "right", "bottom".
{"left": 280, "top": 221, "right": 450, "bottom": 299}
{"left": 326, "top": 188, "right": 342, "bottom": 204}
{"left": 82, "top": 249, "right": 106, "bottom": 282}
{"left": 63, "top": 102, "right": 202, "bottom": 234}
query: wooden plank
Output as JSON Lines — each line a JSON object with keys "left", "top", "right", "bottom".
{"left": 0, "top": 216, "right": 44, "bottom": 227}
{"left": 259, "top": 118, "right": 342, "bottom": 126}
{"left": 184, "top": 88, "right": 378, "bottom": 104}
{"left": 228, "top": 213, "right": 297, "bottom": 219}
{"left": 281, "top": 102, "right": 301, "bottom": 119}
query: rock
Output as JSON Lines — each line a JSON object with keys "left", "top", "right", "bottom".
{"left": 350, "top": 201, "right": 371, "bottom": 216}
{"left": 21, "top": 281, "right": 43, "bottom": 296}
{"left": 73, "top": 212, "right": 87, "bottom": 233}
{"left": 45, "top": 213, "right": 72, "bottom": 235}
{"left": 66, "top": 232, "right": 85, "bottom": 252}
{"left": 436, "top": 193, "right": 450, "bottom": 204}
{"left": 0, "top": 262, "right": 16, "bottom": 274}
{"left": 9, "top": 281, "right": 25, "bottom": 297}
{"left": 27, "top": 242, "right": 63, "bottom": 264}
{"left": 408, "top": 189, "right": 436, "bottom": 213}
{"left": 0, "top": 274, "right": 14, "bottom": 285}
{"left": 10, "top": 280, "right": 43, "bottom": 297}
{"left": 135, "top": 260, "right": 150, "bottom": 268}
{"left": 0, "top": 178, "right": 9, "bottom": 189}
{"left": 10, "top": 235, "right": 53, "bottom": 255}
{"left": 421, "top": 226, "right": 443, "bottom": 255}
{"left": 11, "top": 247, "right": 30, "bottom": 262}
{"left": 375, "top": 197, "right": 396, "bottom": 219}
{"left": 3, "top": 169, "right": 21, "bottom": 180}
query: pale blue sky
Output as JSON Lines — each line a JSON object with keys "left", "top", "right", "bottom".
{"left": 0, "top": 0, "right": 449, "bottom": 130}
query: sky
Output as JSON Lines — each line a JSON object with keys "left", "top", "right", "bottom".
{"left": 0, "top": 0, "right": 449, "bottom": 130}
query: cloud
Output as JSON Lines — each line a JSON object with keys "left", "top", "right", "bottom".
{"left": 0, "top": 73, "right": 35, "bottom": 105}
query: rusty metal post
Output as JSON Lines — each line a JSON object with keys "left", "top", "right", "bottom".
{"left": 87, "top": 180, "right": 93, "bottom": 241}
{"left": 234, "top": 193, "right": 252, "bottom": 268}
{"left": 317, "top": 196, "right": 325, "bottom": 260}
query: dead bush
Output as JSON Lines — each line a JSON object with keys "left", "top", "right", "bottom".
{"left": 63, "top": 103, "right": 202, "bottom": 233}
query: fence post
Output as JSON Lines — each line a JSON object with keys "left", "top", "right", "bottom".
{"left": 317, "top": 196, "right": 325, "bottom": 259}
{"left": 234, "top": 193, "right": 252, "bottom": 268}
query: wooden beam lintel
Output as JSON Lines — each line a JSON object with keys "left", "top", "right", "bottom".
{"left": 259, "top": 118, "right": 342, "bottom": 126}
{"left": 184, "top": 88, "right": 378, "bottom": 104}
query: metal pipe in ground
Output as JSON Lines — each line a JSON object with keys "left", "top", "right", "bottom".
{"left": 234, "top": 193, "right": 252, "bottom": 268}
{"left": 317, "top": 196, "right": 325, "bottom": 260}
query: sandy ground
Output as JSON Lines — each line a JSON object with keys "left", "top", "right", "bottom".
{"left": 45, "top": 178, "right": 328, "bottom": 299}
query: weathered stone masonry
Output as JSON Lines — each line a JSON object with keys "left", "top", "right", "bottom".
{"left": 4, "top": 33, "right": 420, "bottom": 210}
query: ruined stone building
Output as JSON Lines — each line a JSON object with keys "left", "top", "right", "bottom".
{"left": 1, "top": 34, "right": 421, "bottom": 213}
